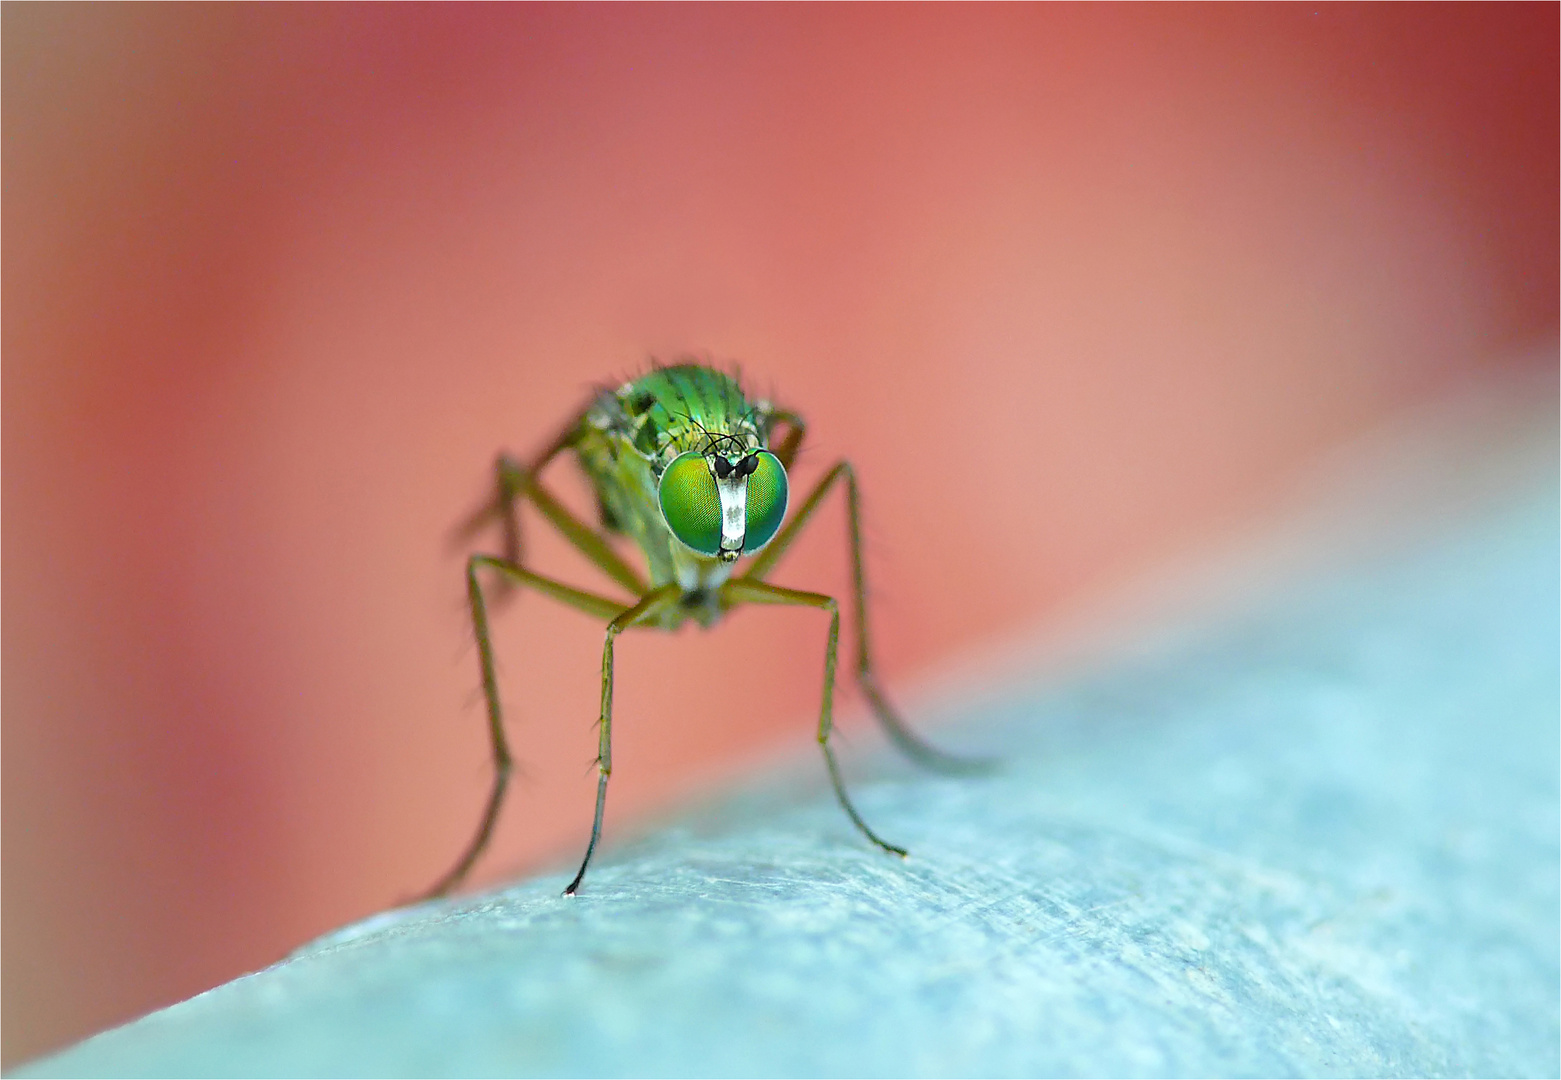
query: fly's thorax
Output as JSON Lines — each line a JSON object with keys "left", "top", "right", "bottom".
{"left": 612, "top": 365, "right": 769, "bottom": 468}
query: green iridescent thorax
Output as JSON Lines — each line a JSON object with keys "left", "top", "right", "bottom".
{"left": 572, "top": 365, "right": 774, "bottom": 623}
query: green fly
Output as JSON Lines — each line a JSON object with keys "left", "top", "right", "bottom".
{"left": 426, "top": 361, "right": 971, "bottom": 898}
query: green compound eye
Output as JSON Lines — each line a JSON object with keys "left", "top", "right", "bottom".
{"left": 658, "top": 452, "right": 722, "bottom": 556}
{"left": 742, "top": 451, "right": 788, "bottom": 552}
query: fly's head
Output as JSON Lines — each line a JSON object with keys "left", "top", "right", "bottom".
{"left": 657, "top": 447, "right": 788, "bottom": 563}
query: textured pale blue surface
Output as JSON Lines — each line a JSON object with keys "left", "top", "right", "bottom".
{"left": 19, "top": 432, "right": 1559, "bottom": 1077}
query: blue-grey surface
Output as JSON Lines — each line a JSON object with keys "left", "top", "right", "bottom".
{"left": 19, "top": 403, "right": 1559, "bottom": 1078}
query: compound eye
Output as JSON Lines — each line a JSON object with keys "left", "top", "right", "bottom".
{"left": 658, "top": 452, "right": 722, "bottom": 556}
{"left": 742, "top": 451, "right": 788, "bottom": 552}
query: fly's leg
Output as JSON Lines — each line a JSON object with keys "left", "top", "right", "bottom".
{"left": 741, "top": 459, "right": 987, "bottom": 774}
{"left": 451, "top": 423, "right": 648, "bottom": 600}
{"left": 427, "top": 414, "right": 650, "bottom": 901}
{"left": 722, "top": 578, "right": 906, "bottom": 857}
{"left": 836, "top": 464, "right": 991, "bottom": 774}
{"left": 566, "top": 582, "right": 682, "bottom": 896}
{"left": 421, "top": 555, "right": 630, "bottom": 901}
{"left": 766, "top": 409, "right": 806, "bottom": 471}
{"left": 449, "top": 421, "right": 574, "bottom": 569}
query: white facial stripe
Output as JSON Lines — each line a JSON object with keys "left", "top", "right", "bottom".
{"left": 714, "top": 467, "right": 748, "bottom": 553}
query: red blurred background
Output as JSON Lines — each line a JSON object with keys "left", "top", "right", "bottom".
{"left": 4, "top": 4, "right": 1555, "bottom": 1064}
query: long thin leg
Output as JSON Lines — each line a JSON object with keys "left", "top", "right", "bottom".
{"left": 451, "top": 425, "right": 648, "bottom": 599}
{"left": 449, "top": 420, "right": 576, "bottom": 565}
{"left": 421, "top": 555, "right": 631, "bottom": 901}
{"left": 721, "top": 577, "right": 907, "bottom": 858}
{"left": 766, "top": 409, "right": 807, "bottom": 471}
{"left": 740, "top": 460, "right": 986, "bottom": 773}
{"left": 566, "top": 582, "right": 683, "bottom": 895}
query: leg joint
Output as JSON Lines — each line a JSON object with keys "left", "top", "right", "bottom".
{"left": 468, "top": 552, "right": 517, "bottom": 575}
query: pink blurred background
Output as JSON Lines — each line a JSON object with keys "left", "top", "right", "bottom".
{"left": 4, "top": 4, "right": 1555, "bottom": 1064}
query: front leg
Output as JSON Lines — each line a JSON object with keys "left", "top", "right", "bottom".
{"left": 741, "top": 460, "right": 986, "bottom": 773}
{"left": 565, "top": 582, "right": 682, "bottom": 896}
{"left": 421, "top": 554, "right": 629, "bottom": 901}
{"left": 765, "top": 408, "right": 807, "bottom": 471}
{"left": 721, "top": 578, "right": 906, "bottom": 858}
